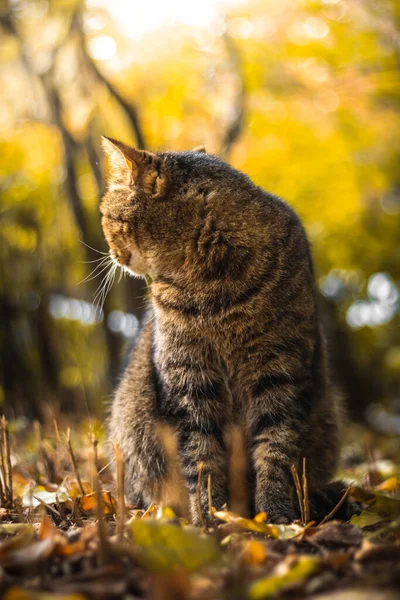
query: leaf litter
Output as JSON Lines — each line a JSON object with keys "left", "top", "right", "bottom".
{"left": 0, "top": 417, "right": 399, "bottom": 599}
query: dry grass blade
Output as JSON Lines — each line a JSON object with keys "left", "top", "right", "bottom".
{"left": 32, "top": 495, "right": 62, "bottom": 519}
{"left": 1, "top": 417, "right": 13, "bottom": 508}
{"left": 91, "top": 449, "right": 108, "bottom": 564}
{"left": 207, "top": 474, "right": 213, "bottom": 519}
{"left": 291, "top": 464, "right": 305, "bottom": 525}
{"left": 319, "top": 485, "right": 352, "bottom": 525}
{"left": 226, "top": 425, "right": 249, "bottom": 518}
{"left": 302, "top": 457, "right": 310, "bottom": 525}
{"left": 155, "top": 424, "right": 190, "bottom": 520}
{"left": 115, "top": 444, "right": 125, "bottom": 542}
{"left": 64, "top": 428, "right": 85, "bottom": 496}
{"left": 90, "top": 434, "right": 99, "bottom": 491}
{"left": 53, "top": 419, "right": 61, "bottom": 443}
{"left": 197, "top": 462, "right": 206, "bottom": 527}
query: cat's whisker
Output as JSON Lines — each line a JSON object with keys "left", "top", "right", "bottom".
{"left": 79, "top": 240, "right": 109, "bottom": 255}
{"left": 93, "top": 263, "right": 118, "bottom": 313}
{"left": 78, "top": 256, "right": 113, "bottom": 285}
{"left": 80, "top": 256, "right": 111, "bottom": 264}
{"left": 99, "top": 266, "right": 117, "bottom": 311}
{"left": 117, "top": 269, "right": 124, "bottom": 284}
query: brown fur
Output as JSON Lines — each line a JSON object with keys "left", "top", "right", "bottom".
{"left": 101, "top": 137, "right": 343, "bottom": 524}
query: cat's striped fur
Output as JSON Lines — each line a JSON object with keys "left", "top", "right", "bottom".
{"left": 101, "top": 138, "right": 343, "bottom": 524}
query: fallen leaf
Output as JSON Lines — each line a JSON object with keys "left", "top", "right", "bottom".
{"left": 248, "top": 555, "right": 319, "bottom": 599}
{"left": 241, "top": 540, "right": 267, "bottom": 565}
{"left": 67, "top": 480, "right": 92, "bottom": 498}
{"left": 306, "top": 522, "right": 362, "bottom": 547}
{"left": 355, "top": 539, "right": 400, "bottom": 562}
{"left": 0, "top": 524, "right": 33, "bottom": 536}
{"left": 22, "top": 488, "right": 70, "bottom": 509}
{"left": 3, "top": 587, "right": 86, "bottom": 600}
{"left": 0, "top": 536, "right": 55, "bottom": 568}
{"left": 77, "top": 491, "right": 115, "bottom": 515}
{"left": 213, "top": 510, "right": 279, "bottom": 538}
{"left": 131, "top": 518, "right": 220, "bottom": 573}
{"left": 350, "top": 511, "right": 387, "bottom": 528}
{"left": 375, "top": 477, "right": 400, "bottom": 494}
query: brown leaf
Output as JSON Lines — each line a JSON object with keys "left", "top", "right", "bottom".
{"left": 355, "top": 539, "right": 400, "bottom": 562}
{"left": 306, "top": 522, "right": 362, "bottom": 548}
{"left": 0, "top": 536, "right": 56, "bottom": 569}
{"left": 77, "top": 491, "right": 115, "bottom": 515}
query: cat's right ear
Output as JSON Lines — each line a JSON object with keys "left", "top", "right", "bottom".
{"left": 102, "top": 136, "right": 156, "bottom": 186}
{"left": 102, "top": 136, "right": 133, "bottom": 185}
{"left": 192, "top": 145, "right": 207, "bottom": 153}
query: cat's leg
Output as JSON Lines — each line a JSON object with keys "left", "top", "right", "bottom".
{"left": 247, "top": 372, "right": 316, "bottom": 524}
{"left": 159, "top": 358, "right": 229, "bottom": 525}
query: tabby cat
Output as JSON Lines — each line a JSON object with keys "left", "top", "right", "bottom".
{"left": 101, "top": 137, "right": 343, "bottom": 524}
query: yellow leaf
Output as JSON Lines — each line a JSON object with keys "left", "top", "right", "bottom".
{"left": 213, "top": 510, "right": 279, "bottom": 538}
{"left": 249, "top": 556, "right": 319, "bottom": 599}
{"left": 254, "top": 512, "right": 267, "bottom": 523}
{"left": 78, "top": 491, "right": 115, "bottom": 515}
{"left": 3, "top": 587, "right": 86, "bottom": 600}
{"left": 131, "top": 519, "right": 220, "bottom": 573}
{"left": 375, "top": 477, "right": 399, "bottom": 494}
{"left": 242, "top": 541, "right": 266, "bottom": 565}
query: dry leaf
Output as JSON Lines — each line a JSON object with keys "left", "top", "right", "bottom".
{"left": 213, "top": 510, "right": 279, "bottom": 538}
{"left": 77, "top": 491, "right": 115, "bottom": 515}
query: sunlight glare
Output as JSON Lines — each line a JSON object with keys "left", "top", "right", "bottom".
{"left": 86, "top": 0, "right": 246, "bottom": 39}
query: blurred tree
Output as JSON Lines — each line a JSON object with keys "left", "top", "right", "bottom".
{"left": 0, "top": 0, "right": 399, "bottom": 425}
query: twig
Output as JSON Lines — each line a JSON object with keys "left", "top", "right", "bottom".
{"left": 207, "top": 474, "right": 213, "bottom": 518}
{"left": 115, "top": 444, "right": 125, "bottom": 542}
{"left": 226, "top": 425, "right": 249, "bottom": 517}
{"left": 155, "top": 424, "right": 190, "bottom": 520}
{"left": 74, "top": 11, "right": 146, "bottom": 149}
{"left": 319, "top": 485, "right": 352, "bottom": 525}
{"left": 90, "top": 434, "right": 98, "bottom": 491}
{"left": 0, "top": 422, "right": 6, "bottom": 507}
{"left": 219, "top": 30, "right": 246, "bottom": 158}
{"left": 291, "top": 464, "right": 305, "bottom": 525}
{"left": 64, "top": 428, "right": 85, "bottom": 496}
{"left": 53, "top": 419, "right": 61, "bottom": 443}
{"left": 302, "top": 457, "right": 310, "bottom": 525}
{"left": 196, "top": 462, "right": 206, "bottom": 527}
{"left": 1, "top": 417, "right": 13, "bottom": 508}
{"left": 92, "top": 454, "right": 108, "bottom": 564}
{"left": 32, "top": 495, "right": 62, "bottom": 518}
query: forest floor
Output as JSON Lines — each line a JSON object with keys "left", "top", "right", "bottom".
{"left": 0, "top": 417, "right": 399, "bottom": 600}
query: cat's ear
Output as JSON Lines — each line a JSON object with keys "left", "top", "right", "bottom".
{"left": 192, "top": 145, "right": 207, "bottom": 153}
{"left": 102, "top": 137, "right": 167, "bottom": 198}
{"left": 101, "top": 136, "right": 153, "bottom": 178}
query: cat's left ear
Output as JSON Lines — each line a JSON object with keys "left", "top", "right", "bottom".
{"left": 102, "top": 137, "right": 167, "bottom": 197}
{"left": 102, "top": 136, "right": 155, "bottom": 176}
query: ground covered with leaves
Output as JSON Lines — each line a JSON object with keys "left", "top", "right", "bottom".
{"left": 0, "top": 418, "right": 399, "bottom": 600}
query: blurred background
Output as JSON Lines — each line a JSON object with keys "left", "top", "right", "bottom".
{"left": 0, "top": 0, "right": 399, "bottom": 432}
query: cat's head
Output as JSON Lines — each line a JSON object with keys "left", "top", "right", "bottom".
{"left": 100, "top": 137, "right": 246, "bottom": 280}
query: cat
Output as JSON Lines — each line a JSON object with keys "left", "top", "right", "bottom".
{"left": 101, "top": 137, "right": 344, "bottom": 524}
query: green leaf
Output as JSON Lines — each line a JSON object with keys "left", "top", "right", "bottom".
{"left": 248, "top": 556, "right": 319, "bottom": 599}
{"left": 368, "top": 494, "right": 400, "bottom": 518}
{"left": 131, "top": 519, "right": 220, "bottom": 573}
{"left": 350, "top": 511, "right": 386, "bottom": 528}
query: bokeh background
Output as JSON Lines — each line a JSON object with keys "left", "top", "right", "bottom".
{"left": 1, "top": 0, "right": 399, "bottom": 432}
